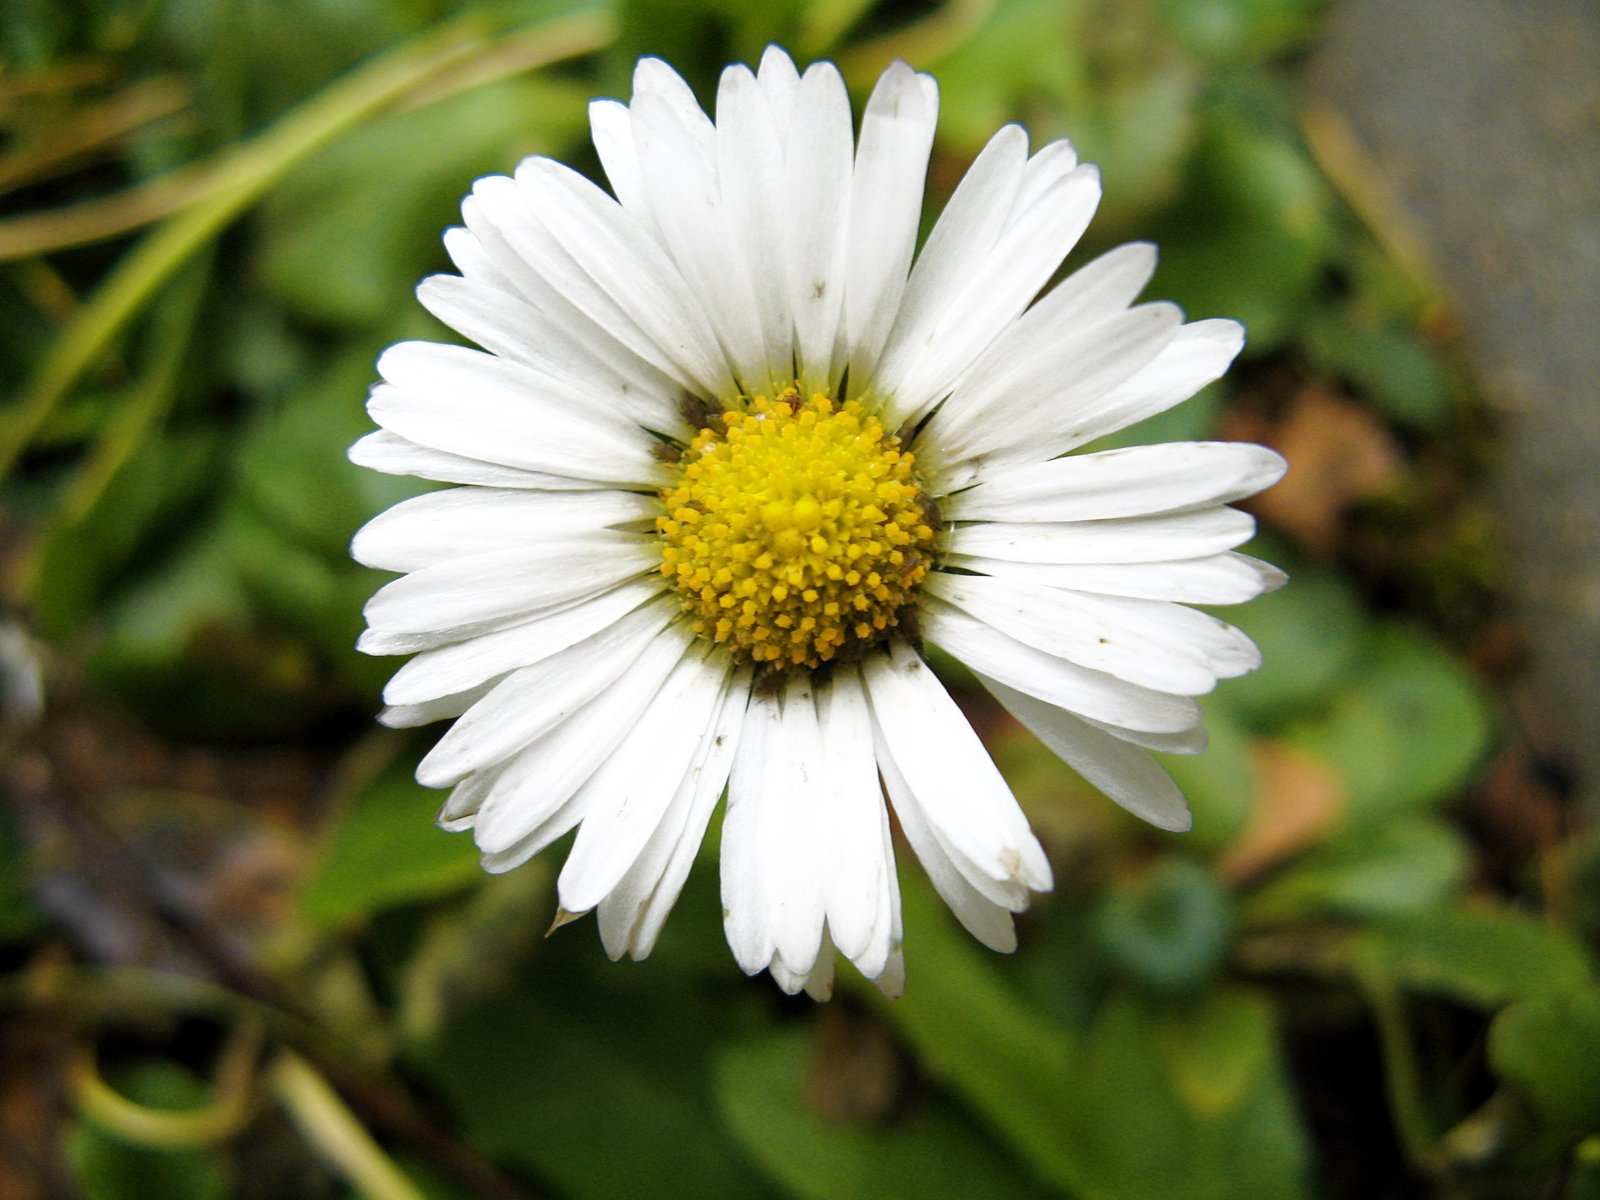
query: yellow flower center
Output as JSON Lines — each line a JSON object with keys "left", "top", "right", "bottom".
{"left": 657, "top": 389, "right": 937, "bottom": 670}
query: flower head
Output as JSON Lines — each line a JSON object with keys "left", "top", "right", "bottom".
{"left": 350, "top": 47, "right": 1286, "bottom": 998}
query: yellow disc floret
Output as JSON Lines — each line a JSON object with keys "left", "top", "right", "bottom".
{"left": 657, "top": 389, "right": 937, "bottom": 670}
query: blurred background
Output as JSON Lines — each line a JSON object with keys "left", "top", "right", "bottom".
{"left": 2, "top": 1, "right": 1598, "bottom": 1198}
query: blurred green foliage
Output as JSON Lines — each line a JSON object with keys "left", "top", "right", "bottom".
{"left": 2, "top": 1, "right": 1595, "bottom": 1199}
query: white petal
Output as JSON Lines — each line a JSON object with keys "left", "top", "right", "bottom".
{"left": 588, "top": 98, "right": 648, "bottom": 216}
{"left": 631, "top": 82, "right": 768, "bottom": 387}
{"left": 722, "top": 690, "right": 781, "bottom": 973}
{"left": 877, "top": 740, "right": 1016, "bottom": 951}
{"left": 921, "top": 598, "right": 1203, "bottom": 734}
{"left": 926, "top": 572, "right": 1221, "bottom": 695}
{"left": 378, "top": 681, "right": 494, "bottom": 730}
{"left": 362, "top": 537, "right": 655, "bottom": 636}
{"left": 924, "top": 242, "right": 1167, "bottom": 447}
{"left": 867, "top": 123, "right": 1027, "bottom": 403}
{"left": 348, "top": 430, "right": 594, "bottom": 491}
{"left": 415, "top": 598, "right": 678, "bottom": 786}
{"left": 632, "top": 57, "right": 715, "bottom": 154}
{"left": 517, "top": 157, "right": 737, "bottom": 395}
{"left": 756, "top": 45, "right": 800, "bottom": 129}
{"left": 471, "top": 169, "right": 734, "bottom": 400}
{"left": 352, "top": 486, "right": 657, "bottom": 573}
{"left": 723, "top": 675, "right": 834, "bottom": 980}
{"left": 558, "top": 647, "right": 730, "bottom": 914}
{"left": 919, "top": 304, "right": 1182, "bottom": 485}
{"left": 461, "top": 181, "right": 703, "bottom": 397}
{"left": 879, "top": 155, "right": 1103, "bottom": 428}
{"left": 382, "top": 579, "right": 664, "bottom": 706}
{"left": 1048, "top": 318, "right": 1246, "bottom": 455}
{"left": 945, "top": 506, "right": 1257, "bottom": 565}
{"left": 469, "top": 623, "right": 693, "bottom": 863}
{"left": 783, "top": 62, "right": 853, "bottom": 393}
{"left": 598, "top": 667, "right": 752, "bottom": 960}
{"left": 944, "top": 551, "right": 1289, "bottom": 605}
{"left": 771, "top": 927, "right": 837, "bottom": 999}
{"left": 815, "top": 670, "right": 895, "bottom": 976}
{"left": 844, "top": 61, "right": 938, "bottom": 386}
{"left": 862, "top": 641, "right": 1052, "bottom": 898}
{"left": 768, "top": 674, "right": 831, "bottom": 976}
{"left": 978, "top": 673, "right": 1192, "bottom": 831}
{"left": 1078, "top": 715, "right": 1209, "bottom": 755}
{"left": 943, "top": 442, "right": 1288, "bottom": 523}
{"left": 715, "top": 64, "right": 794, "bottom": 392}
{"left": 415, "top": 273, "right": 682, "bottom": 433}
{"left": 371, "top": 343, "right": 660, "bottom": 486}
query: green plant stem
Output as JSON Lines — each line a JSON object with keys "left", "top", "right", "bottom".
{"left": 1355, "top": 958, "right": 1440, "bottom": 1171}
{"left": 0, "top": 7, "right": 613, "bottom": 484}
{"left": 273, "top": 1052, "right": 426, "bottom": 1200}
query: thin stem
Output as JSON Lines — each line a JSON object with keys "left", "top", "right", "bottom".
{"left": 273, "top": 1052, "right": 426, "bottom": 1200}
{"left": 71, "top": 1016, "right": 264, "bottom": 1149}
{"left": 1355, "top": 957, "right": 1440, "bottom": 1171}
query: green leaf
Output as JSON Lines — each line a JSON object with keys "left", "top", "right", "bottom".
{"left": 714, "top": 1028, "right": 1035, "bottom": 1200}
{"left": 1069, "top": 989, "right": 1313, "bottom": 1200}
{"left": 859, "top": 876, "right": 1312, "bottom": 1199}
{"left": 1241, "top": 816, "right": 1469, "bottom": 925}
{"left": 1149, "top": 77, "right": 1334, "bottom": 352}
{"left": 1353, "top": 906, "right": 1594, "bottom": 1009}
{"left": 1288, "top": 625, "right": 1493, "bottom": 824}
{"left": 300, "top": 748, "right": 481, "bottom": 926}
{"left": 1305, "top": 311, "right": 1454, "bottom": 430}
{"left": 418, "top": 966, "right": 778, "bottom": 1200}
{"left": 853, "top": 875, "right": 1086, "bottom": 1194}
{"left": 1154, "top": 986, "right": 1275, "bottom": 1117}
{"left": 1096, "top": 856, "right": 1233, "bottom": 994}
{"left": 1159, "top": 0, "right": 1322, "bottom": 63}
{"left": 1489, "top": 987, "right": 1600, "bottom": 1141}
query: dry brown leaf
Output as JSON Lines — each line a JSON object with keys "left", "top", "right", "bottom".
{"left": 1227, "top": 385, "right": 1404, "bottom": 556}
{"left": 1217, "top": 741, "right": 1346, "bottom": 886}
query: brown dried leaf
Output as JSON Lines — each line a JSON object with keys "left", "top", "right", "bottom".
{"left": 1217, "top": 742, "right": 1345, "bottom": 886}
{"left": 1229, "top": 385, "right": 1404, "bottom": 555}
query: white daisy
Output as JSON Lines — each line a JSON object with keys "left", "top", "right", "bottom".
{"left": 349, "top": 47, "right": 1286, "bottom": 999}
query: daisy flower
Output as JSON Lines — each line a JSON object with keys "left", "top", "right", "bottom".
{"left": 349, "top": 47, "right": 1286, "bottom": 999}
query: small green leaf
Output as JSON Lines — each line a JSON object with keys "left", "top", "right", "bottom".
{"left": 1288, "top": 625, "right": 1493, "bottom": 824}
{"left": 300, "top": 749, "right": 480, "bottom": 926}
{"left": 1070, "top": 989, "right": 1313, "bottom": 1200}
{"left": 1489, "top": 987, "right": 1600, "bottom": 1141}
{"left": 1353, "top": 906, "right": 1594, "bottom": 1009}
{"left": 853, "top": 874, "right": 1086, "bottom": 1194}
{"left": 1241, "top": 816, "right": 1469, "bottom": 924}
{"left": 1154, "top": 986, "right": 1275, "bottom": 1117}
{"left": 714, "top": 1029, "right": 1034, "bottom": 1200}
{"left": 1305, "top": 312, "right": 1454, "bottom": 430}
{"left": 1159, "top": 0, "right": 1322, "bottom": 63}
{"left": 419, "top": 969, "right": 777, "bottom": 1200}
{"left": 1148, "top": 78, "right": 1334, "bottom": 351}
{"left": 1096, "top": 856, "right": 1233, "bottom": 994}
